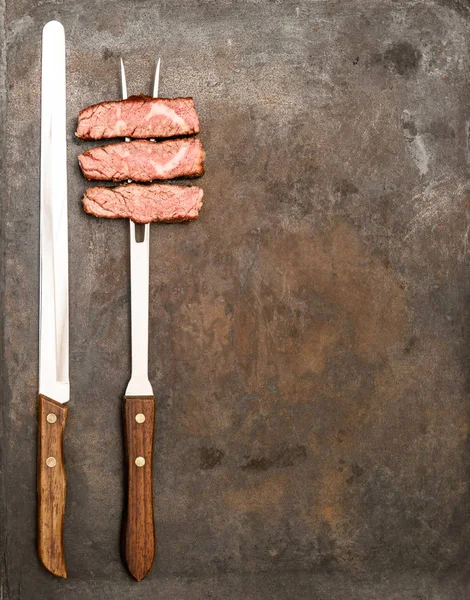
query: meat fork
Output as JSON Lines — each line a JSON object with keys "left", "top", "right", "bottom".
{"left": 120, "top": 58, "right": 160, "bottom": 581}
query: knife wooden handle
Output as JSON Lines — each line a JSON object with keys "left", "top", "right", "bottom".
{"left": 37, "top": 394, "right": 67, "bottom": 578}
{"left": 122, "top": 395, "right": 155, "bottom": 581}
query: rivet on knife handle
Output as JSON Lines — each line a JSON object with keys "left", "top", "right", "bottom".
{"left": 37, "top": 395, "right": 68, "bottom": 578}
{"left": 122, "top": 396, "right": 155, "bottom": 581}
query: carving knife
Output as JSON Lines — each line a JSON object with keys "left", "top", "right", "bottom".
{"left": 38, "top": 20, "right": 69, "bottom": 579}
{"left": 120, "top": 58, "right": 159, "bottom": 581}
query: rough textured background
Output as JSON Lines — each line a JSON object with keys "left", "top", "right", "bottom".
{"left": 2, "top": 0, "right": 470, "bottom": 598}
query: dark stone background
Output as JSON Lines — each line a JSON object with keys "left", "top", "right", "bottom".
{"left": 1, "top": 0, "right": 470, "bottom": 598}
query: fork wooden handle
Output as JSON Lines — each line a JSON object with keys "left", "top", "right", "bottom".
{"left": 37, "top": 394, "right": 67, "bottom": 578}
{"left": 122, "top": 395, "right": 155, "bottom": 581}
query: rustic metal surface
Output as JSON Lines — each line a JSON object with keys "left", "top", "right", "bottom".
{"left": 1, "top": 0, "right": 470, "bottom": 598}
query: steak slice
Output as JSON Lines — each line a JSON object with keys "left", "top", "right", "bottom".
{"left": 76, "top": 96, "right": 200, "bottom": 140}
{"left": 78, "top": 138, "right": 205, "bottom": 182}
{"left": 82, "top": 183, "right": 203, "bottom": 224}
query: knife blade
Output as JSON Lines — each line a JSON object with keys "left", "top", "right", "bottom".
{"left": 120, "top": 58, "right": 159, "bottom": 582}
{"left": 37, "top": 19, "right": 69, "bottom": 579}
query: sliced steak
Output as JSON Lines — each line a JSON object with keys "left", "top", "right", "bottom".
{"left": 76, "top": 96, "right": 200, "bottom": 139}
{"left": 82, "top": 183, "right": 203, "bottom": 224}
{"left": 78, "top": 138, "right": 205, "bottom": 182}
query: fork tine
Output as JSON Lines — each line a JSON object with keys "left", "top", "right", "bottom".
{"left": 152, "top": 58, "right": 160, "bottom": 98}
{"left": 120, "top": 57, "right": 128, "bottom": 100}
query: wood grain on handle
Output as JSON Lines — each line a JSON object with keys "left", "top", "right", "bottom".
{"left": 122, "top": 396, "right": 155, "bottom": 581}
{"left": 37, "top": 394, "right": 67, "bottom": 578}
